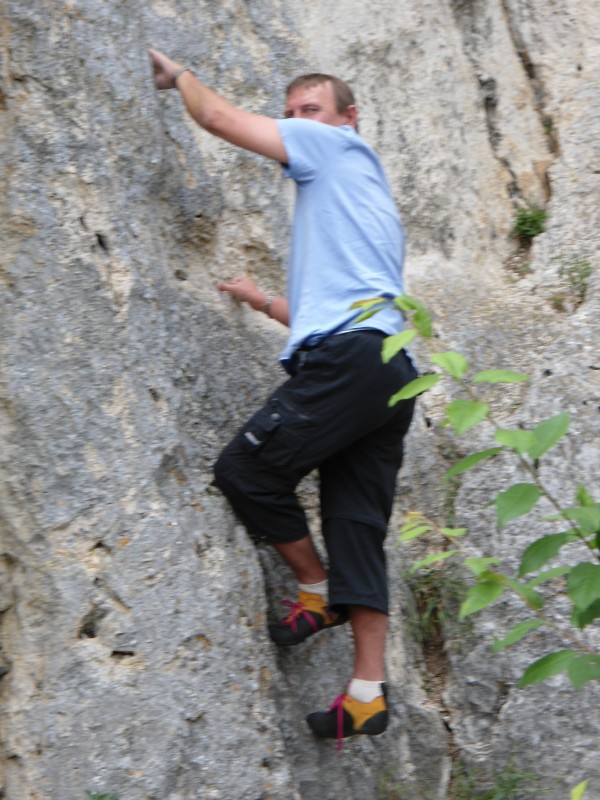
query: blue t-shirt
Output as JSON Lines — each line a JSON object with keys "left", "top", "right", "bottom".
{"left": 276, "top": 117, "right": 406, "bottom": 370}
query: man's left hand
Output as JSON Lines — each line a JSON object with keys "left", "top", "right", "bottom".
{"left": 217, "top": 275, "right": 266, "bottom": 310}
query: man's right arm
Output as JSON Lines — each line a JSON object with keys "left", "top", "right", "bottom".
{"left": 150, "top": 49, "right": 287, "bottom": 163}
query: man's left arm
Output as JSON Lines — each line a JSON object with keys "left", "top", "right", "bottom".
{"left": 150, "top": 49, "right": 287, "bottom": 163}
{"left": 217, "top": 275, "right": 289, "bottom": 327}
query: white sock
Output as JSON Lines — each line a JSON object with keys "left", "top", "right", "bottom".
{"left": 348, "top": 678, "right": 384, "bottom": 703}
{"left": 299, "top": 580, "right": 328, "bottom": 601}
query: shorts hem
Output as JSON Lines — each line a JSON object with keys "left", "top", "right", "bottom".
{"left": 262, "top": 529, "right": 311, "bottom": 545}
{"left": 321, "top": 511, "right": 387, "bottom": 531}
{"left": 329, "top": 595, "right": 389, "bottom": 615}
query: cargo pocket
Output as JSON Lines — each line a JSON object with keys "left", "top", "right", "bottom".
{"left": 241, "top": 400, "right": 304, "bottom": 469}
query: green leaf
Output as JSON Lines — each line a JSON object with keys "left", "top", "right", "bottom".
{"left": 459, "top": 581, "right": 505, "bottom": 619}
{"left": 412, "top": 309, "right": 432, "bottom": 338}
{"left": 394, "top": 294, "right": 414, "bottom": 311}
{"left": 410, "top": 550, "right": 460, "bottom": 573}
{"left": 528, "top": 412, "right": 570, "bottom": 459}
{"left": 443, "top": 400, "right": 490, "bottom": 434}
{"left": 571, "top": 780, "right": 588, "bottom": 800}
{"left": 381, "top": 330, "right": 417, "bottom": 364}
{"left": 398, "top": 524, "right": 432, "bottom": 542}
{"left": 518, "top": 650, "right": 577, "bottom": 688}
{"left": 518, "top": 531, "right": 578, "bottom": 576}
{"left": 444, "top": 447, "right": 503, "bottom": 480}
{"left": 571, "top": 599, "right": 600, "bottom": 630}
{"left": 568, "top": 655, "right": 600, "bottom": 690}
{"left": 495, "top": 483, "right": 541, "bottom": 527}
{"left": 491, "top": 619, "right": 545, "bottom": 652}
{"left": 568, "top": 563, "right": 600, "bottom": 611}
{"left": 430, "top": 351, "right": 469, "bottom": 380}
{"left": 495, "top": 415, "right": 571, "bottom": 460}
{"left": 439, "top": 527, "right": 468, "bottom": 538}
{"left": 464, "top": 557, "right": 501, "bottom": 577}
{"left": 350, "top": 297, "right": 386, "bottom": 310}
{"left": 350, "top": 297, "right": 387, "bottom": 322}
{"left": 576, "top": 484, "right": 595, "bottom": 507}
{"left": 354, "top": 307, "right": 382, "bottom": 323}
{"left": 527, "top": 565, "right": 572, "bottom": 588}
{"left": 494, "top": 428, "right": 536, "bottom": 456}
{"left": 502, "top": 576, "right": 545, "bottom": 609}
{"left": 472, "top": 369, "right": 530, "bottom": 384}
{"left": 563, "top": 505, "right": 600, "bottom": 535}
{"left": 393, "top": 295, "right": 433, "bottom": 338}
{"left": 389, "top": 374, "right": 440, "bottom": 405}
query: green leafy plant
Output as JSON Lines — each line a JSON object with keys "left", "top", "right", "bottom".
{"left": 86, "top": 793, "right": 120, "bottom": 800}
{"left": 377, "top": 757, "right": 549, "bottom": 800}
{"left": 353, "top": 294, "right": 600, "bottom": 690}
{"left": 448, "top": 761, "right": 545, "bottom": 800}
{"left": 407, "top": 567, "right": 444, "bottom": 647}
{"left": 406, "top": 565, "right": 466, "bottom": 646}
{"left": 512, "top": 203, "right": 547, "bottom": 244}
{"left": 558, "top": 257, "right": 592, "bottom": 305}
{"left": 550, "top": 292, "right": 567, "bottom": 312}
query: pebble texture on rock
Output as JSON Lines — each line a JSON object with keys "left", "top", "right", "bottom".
{"left": 1, "top": 1, "right": 599, "bottom": 798}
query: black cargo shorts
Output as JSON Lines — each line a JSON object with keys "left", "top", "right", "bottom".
{"left": 213, "top": 329, "right": 417, "bottom": 612}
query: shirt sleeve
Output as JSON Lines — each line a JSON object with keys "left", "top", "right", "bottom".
{"left": 276, "top": 118, "right": 349, "bottom": 183}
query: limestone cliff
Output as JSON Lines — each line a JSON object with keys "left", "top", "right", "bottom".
{"left": 1, "top": 1, "right": 599, "bottom": 798}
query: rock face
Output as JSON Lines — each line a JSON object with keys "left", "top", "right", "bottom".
{"left": 1, "top": 1, "right": 599, "bottom": 798}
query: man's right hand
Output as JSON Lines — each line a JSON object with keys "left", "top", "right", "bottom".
{"left": 149, "top": 48, "right": 287, "bottom": 163}
{"left": 149, "top": 48, "right": 184, "bottom": 90}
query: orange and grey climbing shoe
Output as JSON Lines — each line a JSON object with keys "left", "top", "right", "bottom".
{"left": 306, "top": 684, "right": 388, "bottom": 748}
{"left": 268, "top": 590, "right": 348, "bottom": 646}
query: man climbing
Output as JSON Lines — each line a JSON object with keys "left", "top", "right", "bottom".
{"left": 150, "top": 48, "right": 418, "bottom": 743}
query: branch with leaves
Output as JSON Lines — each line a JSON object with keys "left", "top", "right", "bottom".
{"left": 353, "top": 295, "right": 600, "bottom": 690}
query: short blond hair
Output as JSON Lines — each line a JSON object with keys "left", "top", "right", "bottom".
{"left": 286, "top": 73, "right": 356, "bottom": 114}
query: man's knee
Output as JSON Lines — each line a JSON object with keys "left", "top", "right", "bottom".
{"left": 213, "top": 446, "right": 238, "bottom": 496}
{"left": 213, "top": 442, "right": 284, "bottom": 503}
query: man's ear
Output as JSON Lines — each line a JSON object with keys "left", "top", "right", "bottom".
{"left": 345, "top": 104, "right": 358, "bottom": 129}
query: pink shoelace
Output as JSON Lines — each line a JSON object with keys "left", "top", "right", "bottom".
{"left": 327, "top": 692, "right": 347, "bottom": 751}
{"left": 280, "top": 599, "right": 320, "bottom": 633}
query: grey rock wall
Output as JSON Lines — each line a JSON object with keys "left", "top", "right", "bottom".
{"left": 1, "top": 1, "right": 598, "bottom": 799}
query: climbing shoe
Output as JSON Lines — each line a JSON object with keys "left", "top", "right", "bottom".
{"left": 306, "top": 684, "right": 388, "bottom": 747}
{"left": 268, "top": 590, "right": 348, "bottom": 646}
